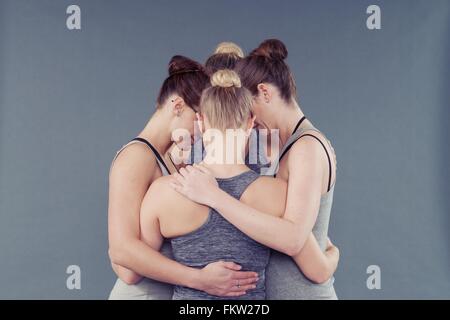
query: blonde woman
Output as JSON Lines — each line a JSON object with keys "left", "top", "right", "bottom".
{"left": 140, "top": 69, "right": 339, "bottom": 299}
{"left": 172, "top": 39, "right": 339, "bottom": 299}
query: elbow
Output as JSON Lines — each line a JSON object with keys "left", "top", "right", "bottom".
{"left": 283, "top": 238, "right": 304, "bottom": 257}
{"left": 280, "top": 225, "right": 307, "bottom": 256}
{"left": 305, "top": 263, "right": 333, "bottom": 284}
{"left": 120, "top": 272, "right": 142, "bottom": 285}
{"left": 307, "top": 270, "right": 331, "bottom": 285}
{"left": 109, "top": 247, "right": 142, "bottom": 285}
{"left": 109, "top": 245, "right": 127, "bottom": 266}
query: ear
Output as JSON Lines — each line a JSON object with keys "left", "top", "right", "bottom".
{"left": 171, "top": 96, "right": 185, "bottom": 116}
{"left": 256, "top": 83, "right": 272, "bottom": 104}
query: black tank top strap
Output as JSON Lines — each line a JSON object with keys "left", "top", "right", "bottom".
{"left": 130, "top": 137, "right": 171, "bottom": 175}
{"left": 279, "top": 116, "right": 306, "bottom": 161}
{"left": 278, "top": 118, "right": 333, "bottom": 192}
{"left": 296, "top": 134, "right": 333, "bottom": 192}
{"left": 292, "top": 116, "right": 306, "bottom": 136}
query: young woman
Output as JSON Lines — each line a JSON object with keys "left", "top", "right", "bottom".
{"left": 187, "top": 42, "right": 245, "bottom": 165}
{"left": 171, "top": 39, "right": 339, "bottom": 299}
{"left": 204, "top": 42, "right": 244, "bottom": 75}
{"left": 108, "top": 55, "right": 260, "bottom": 299}
{"left": 140, "top": 69, "right": 339, "bottom": 299}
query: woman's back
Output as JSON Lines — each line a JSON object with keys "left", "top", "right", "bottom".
{"left": 149, "top": 170, "right": 287, "bottom": 299}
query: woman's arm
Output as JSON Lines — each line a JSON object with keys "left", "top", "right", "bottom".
{"left": 171, "top": 137, "right": 327, "bottom": 256}
{"left": 237, "top": 176, "right": 338, "bottom": 283}
{"left": 108, "top": 145, "right": 257, "bottom": 296}
{"left": 292, "top": 235, "right": 339, "bottom": 284}
{"left": 110, "top": 262, "right": 143, "bottom": 285}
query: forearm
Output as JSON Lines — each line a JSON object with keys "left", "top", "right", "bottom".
{"left": 111, "top": 262, "right": 143, "bottom": 285}
{"left": 292, "top": 234, "right": 339, "bottom": 284}
{"left": 109, "top": 238, "right": 201, "bottom": 290}
{"left": 212, "top": 189, "right": 309, "bottom": 256}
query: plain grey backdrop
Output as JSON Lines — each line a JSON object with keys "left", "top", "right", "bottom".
{"left": 0, "top": 0, "right": 449, "bottom": 299}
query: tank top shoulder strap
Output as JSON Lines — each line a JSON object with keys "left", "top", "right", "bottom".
{"left": 216, "top": 170, "right": 260, "bottom": 200}
{"left": 112, "top": 137, "right": 171, "bottom": 176}
{"left": 277, "top": 118, "right": 334, "bottom": 192}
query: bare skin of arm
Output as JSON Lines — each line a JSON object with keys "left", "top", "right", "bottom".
{"left": 108, "top": 145, "right": 257, "bottom": 295}
{"left": 240, "top": 176, "right": 338, "bottom": 284}
{"left": 139, "top": 177, "right": 259, "bottom": 297}
{"left": 293, "top": 236, "right": 339, "bottom": 284}
{"left": 109, "top": 144, "right": 200, "bottom": 286}
{"left": 172, "top": 137, "right": 331, "bottom": 257}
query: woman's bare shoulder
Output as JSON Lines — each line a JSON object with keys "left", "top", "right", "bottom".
{"left": 240, "top": 176, "right": 287, "bottom": 217}
{"left": 109, "top": 143, "right": 158, "bottom": 185}
{"left": 144, "top": 175, "right": 204, "bottom": 217}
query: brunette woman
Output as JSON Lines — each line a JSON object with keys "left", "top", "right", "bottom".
{"left": 172, "top": 40, "right": 339, "bottom": 299}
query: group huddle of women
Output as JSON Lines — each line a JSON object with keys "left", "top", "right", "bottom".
{"left": 108, "top": 39, "right": 339, "bottom": 300}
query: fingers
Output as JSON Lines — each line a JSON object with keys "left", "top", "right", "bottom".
{"left": 172, "top": 172, "right": 185, "bottom": 184}
{"left": 179, "top": 165, "right": 197, "bottom": 178}
{"left": 179, "top": 167, "right": 188, "bottom": 178}
{"left": 233, "top": 277, "right": 258, "bottom": 286}
{"left": 185, "top": 165, "right": 195, "bottom": 173}
{"left": 226, "top": 279, "right": 258, "bottom": 294}
{"left": 194, "top": 163, "right": 211, "bottom": 175}
{"left": 229, "top": 284, "right": 256, "bottom": 293}
{"left": 222, "top": 261, "right": 242, "bottom": 271}
{"left": 169, "top": 181, "right": 182, "bottom": 193}
{"left": 225, "top": 291, "right": 247, "bottom": 297}
{"left": 231, "top": 270, "right": 259, "bottom": 279}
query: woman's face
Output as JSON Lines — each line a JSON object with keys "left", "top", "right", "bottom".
{"left": 250, "top": 93, "right": 271, "bottom": 130}
{"left": 168, "top": 96, "right": 198, "bottom": 151}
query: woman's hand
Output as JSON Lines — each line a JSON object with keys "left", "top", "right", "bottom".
{"left": 195, "top": 261, "right": 259, "bottom": 297}
{"left": 170, "top": 164, "right": 220, "bottom": 207}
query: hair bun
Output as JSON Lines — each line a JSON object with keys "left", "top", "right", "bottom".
{"left": 214, "top": 42, "right": 244, "bottom": 58}
{"left": 210, "top": 69, "right": 241, "bottom": 88}
{"left": 168, "top": 55, "right": 203, "bottom": 76}
{"left": 251, "top": 39, "right": 288, "bottom": 60}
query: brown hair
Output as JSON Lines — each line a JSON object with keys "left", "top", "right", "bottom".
{"left": 235, "top": 39, "right": 296, "bottom": 103}
{"left": 157, "top": 55, "right": 209, "bottom": 111}
{"left": 204, "top": 42, "right": 244, "bottom": 76}
{"left": 200, "top": 69, "right": 253, "bottom": 131}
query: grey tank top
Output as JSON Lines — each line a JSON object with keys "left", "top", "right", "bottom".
{"left": 171, "top": 170, "right": 267, "bottom": 300}
{"left": 108, "top": 138, "right": 174, "bottom": 300}
{"left": 264, "top": 120, "right": 337, "bottom": 300}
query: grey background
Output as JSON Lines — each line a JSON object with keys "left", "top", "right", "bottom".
{"left": 0, "top": 0, "right": 449, "bottom": 299}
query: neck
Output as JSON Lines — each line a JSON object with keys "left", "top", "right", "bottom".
{"left": 138, "top": 109, "right": 172, "bottom": 156}
{"left": 202, "top": 133, "right": 249, "bottom": 178}
{"left": 275, "top": 100, "right": 306, "bottom": 148}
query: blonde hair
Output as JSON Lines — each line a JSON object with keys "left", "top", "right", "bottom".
{"left": 214, "top": 42, "right": 244, "bottom": 58}
{"left": 200, "top": 70, "right": 253, "bottom": 131}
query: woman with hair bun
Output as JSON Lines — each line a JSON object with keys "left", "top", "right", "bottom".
{"left": 140, "top": 70, "right": 338, "bottom": 300}
{"left": 172, "top": 39, "right": 339, "bottom": 299}
{"left": 190, "top": 42, "right": 246, "bottom": 165}
{"left": 108, "top": 56, "right": 259, "bottom": 299}
{"left": 196, "top": 42, "right": 269, "bottom": 173}
{"left": 204, "top": 42, "right": 244, "bottom": 75}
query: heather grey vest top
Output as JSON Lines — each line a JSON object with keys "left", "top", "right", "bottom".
{"left": 264, "top": 120, "right": 337, "bottom": 300}
{"left": 109, "top": 138, "right": 174, "bottom": 300}
{"left": 171, "top": 170, "right": 267, "bottom": 300}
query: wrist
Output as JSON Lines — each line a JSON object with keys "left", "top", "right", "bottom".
{"left": 184, "top": 267, "right": 204, "bottom": 291}
{"left": 209, "top": 188, "right": 226, "bottom": 210}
